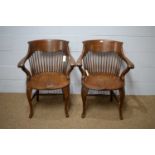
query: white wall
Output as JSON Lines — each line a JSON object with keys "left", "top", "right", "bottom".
{"left": 0, "top": 26, "right": 155, "bottom": 95}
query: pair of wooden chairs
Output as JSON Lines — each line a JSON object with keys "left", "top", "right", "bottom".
{"left": 18, "top": 39, "right": 134, "bottom": 120}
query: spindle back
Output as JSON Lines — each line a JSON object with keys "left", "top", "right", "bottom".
{"left": 82, "top": 40, "right": 124, "bottom": 76}
{"left": 27, "top": 40, "right": 69, "bottom": 75}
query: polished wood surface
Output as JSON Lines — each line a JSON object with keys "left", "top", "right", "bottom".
{"left": 18, "top": 39, "right": 76, "bottom": 118}
{"left": 83, "top": 73, "right": 124, "bottom": 90}
{"left": 77, "top": 39, "right": 134, "bottom": 120}
{"left": 27, "top": 72, "right": 69, "bottom": 90}
{"left": 82, "top": 40, "right": 123, "bottom": 55}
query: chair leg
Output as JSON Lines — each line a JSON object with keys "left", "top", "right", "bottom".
{"left": 36, "top": 90, "right": 39, "bottom": 102}
{"left": 110, "top": 90, "right": 113, "bottom": 102}
{"left": 26, "top": 87, "right": 33, "bottom": 118}
{"left": 62, "top": 86, "right": 70, "bottom": 118}
{"left": 118, "top": 87, "right": 125, "bottom": 120}
{"left": 81, "top": 85, "right": 88, "bottom": 118}
{"left": 68, "top": 86, "right": 71, "bottom": 110}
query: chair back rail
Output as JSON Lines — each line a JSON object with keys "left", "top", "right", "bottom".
{"left": 83, "top": 40, "right": 123, "bottom": 55}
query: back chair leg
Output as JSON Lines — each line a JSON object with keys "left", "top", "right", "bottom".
{"left": 36, "top": 90, "right": 39, "bottom": 102}
{"left": 119, "top": 87, "right": 125, "bottom": 120}
{"left": 26, "top": 87, "right": 33, "bottom": 118}
{"left": 62, "top": 86, "right": 70, "bottom": 117}
{"left": 81, "top": 85, "right": 88, "bottom": 118}
{"left": 68, "top": 86, "right": 71, "bottom": 110}
{"left": 110, "top": 90, "right": 113, "bottom": 102}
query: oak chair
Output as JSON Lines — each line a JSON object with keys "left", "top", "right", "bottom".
{"left": 18, "top": 39, "right": 76, "bottom": 118}
{"left": 77, "top": 40, "right": 134, "bottom": 120}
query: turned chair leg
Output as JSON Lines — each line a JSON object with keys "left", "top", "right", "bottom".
{"left": 118, "top": 87, "right": 125, "bottom": 120}
{"left": 81, "top": 85, "right": 88, "bottom": 118}
{"left": 110, "top": 90, "right": 113, "bottom": 102}
{"left": 62, "top": 86, "right": 70, "bottom": 118}
{"left": 26, "top": 87, "right": 33, "bottom": 118}
{"left": 66, "top": 86, "right": 71, "bottom": 110}
{"left": 36, "top": 90, "right": 39, "bottom": 102}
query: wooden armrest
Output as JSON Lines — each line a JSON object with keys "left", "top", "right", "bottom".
{"left": 79, "top": 66, "right": 87, "bottom": 80}
{"left": 76, "top": 55, "right": 87, "bottom": 79}
{"left": 122, "top": 54, "right": 134, "bottom": 69}
{"left": 17, "top": 56, "right": 28, "bottom": 68}
{"left": 65, "top": 55, "right": 76, "bottom": 79}
{"left": 120, "top": 53, "right": 134, "bottom": 80}
{"left": 17, "top": 55, "right": 31, "bottom": 79}
{"left": 76, "top": 57, "right": 87, "bottom": 79}
{"left": 76, "top": 55, "right": 83, "bottom": 66}
{"left": 68, "top": 54, "right": 76, "bottom": 67}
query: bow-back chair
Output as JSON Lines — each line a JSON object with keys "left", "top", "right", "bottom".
{"left": 18, "top": 39, "right": 76, "bottom": 118}
{"left": 77, "top": 40, "right": 134, "bottom": 120}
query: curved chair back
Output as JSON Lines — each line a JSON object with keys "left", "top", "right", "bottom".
{"left": 82, "top": 40, "right": 123, "bottom": 76}
{"left": 27, "top": 40, "right": 70, "bottom": 75}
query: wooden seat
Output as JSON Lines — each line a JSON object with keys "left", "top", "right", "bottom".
{"left": 83, "top": 73, "right": 124, "bottom": 90}
{"left": 27, "top": 72, "right": 69, "bottom": 90}
{"left": 77, "top": 39, "right": 134, "bottom": 120}
{"left": 18, "top": 39, "right": 76, "bottom": 118}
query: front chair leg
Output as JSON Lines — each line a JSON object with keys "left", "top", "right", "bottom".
{"left": 81, "top": 85, "right": 88, "bottom": 118}
{"left": 118, "top": 87, "right": 125, "bottom": 120}
{"left": 62, "top": 86, "right": 70, "bottom": 118}
{"left": 26, "top": 87, "right": 33, "bottom": 118}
